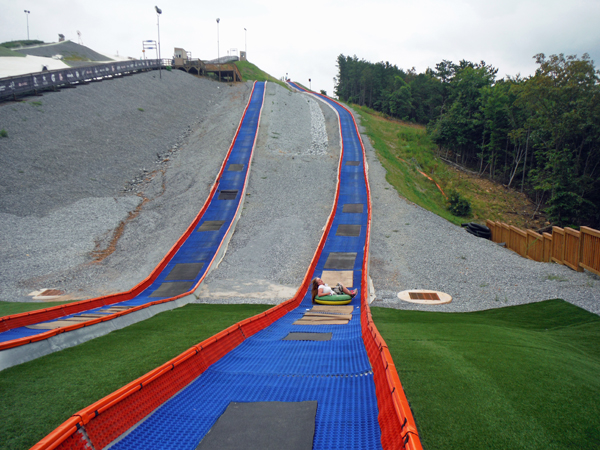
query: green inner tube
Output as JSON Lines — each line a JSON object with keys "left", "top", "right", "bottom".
{"left": 315, "top": 294, "right": 352, "bottom": 302}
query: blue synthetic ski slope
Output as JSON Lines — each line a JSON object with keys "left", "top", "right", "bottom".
{"left": 0, "top": 81, "right": 267, "bottom": 344}
{"left": 110, "top": 84, "right": 383, "bottom": 450}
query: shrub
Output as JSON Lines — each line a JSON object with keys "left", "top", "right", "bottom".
{"left": 448, "top": 189, "right": 471, "bottom": 216}
{"left": 0, "top": 129, "right": 8, "bottom": 138}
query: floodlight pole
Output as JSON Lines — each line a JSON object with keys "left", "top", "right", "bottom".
{"left": 244, "top": 27, "right": 247, "bottom": 56}
{"left": 216, "top": 18, "right": 220, "bottom": 81}
{"left": 24, "top": 10, "right": 30, "bottom": 40}
{"left": 155, "top": 6, "right": 162, "bottom": 79}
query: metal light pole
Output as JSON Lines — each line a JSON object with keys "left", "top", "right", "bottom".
{"left": 155, "top": 6, "right": 162, "bottom": 79}
{"left": 244, "top": 27, "right": 247, "bottom": 56}
{"left": 24, "top": 10, "right": 30, "bottom": 40}
{"left": 216, "top": 18, "right": 220, "bottom": 81}
{"left": 216, "top": 18, "right": 220, "bottom": 62}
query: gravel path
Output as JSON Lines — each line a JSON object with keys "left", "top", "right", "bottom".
{"left": 0, "top": 70, "right": 598, "bottom": 315}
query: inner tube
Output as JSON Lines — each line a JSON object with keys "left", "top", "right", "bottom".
{"left": 466, "top": 225, "right": 491, "bottom": 239}
{"left": 314, "top": 294, "right": 352, "bottom": 305}
{"left": 465, "top": 222, "right": 490, "bottom": 233}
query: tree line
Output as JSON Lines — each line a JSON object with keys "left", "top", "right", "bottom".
{"left": 335, "top": 54, "right": 600, "bottom": 228}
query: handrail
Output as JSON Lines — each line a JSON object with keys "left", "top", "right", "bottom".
{"left": 0, "top": 59, "right": 160, "bottom": 100}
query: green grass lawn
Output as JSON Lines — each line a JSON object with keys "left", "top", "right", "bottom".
{"left": 0, "top": 301, "right": 77, "bottom": 317}
{"left": 0, "top": 303, "right": 271, "bottom": 450}
{"left": 2, "top": 300, "right": 599, "bottom": 449}
{"left": 372, "top": 300, "right": 600, "bottom": 450}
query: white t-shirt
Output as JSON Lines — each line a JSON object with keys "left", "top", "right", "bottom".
{"left": 319, "top": 284, "right": 334, "bottom": 295}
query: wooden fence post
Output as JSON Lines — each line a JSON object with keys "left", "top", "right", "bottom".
{"left": 510, "top": 226, "right": 527, "bottom": 257}
{"left": 563, "top": 228, "right": 583, "bottom": 272}
{"left": 579, "top": 226, "right": 600, "bottom": 276}
{"left": 551, "top": 227, "right": 566, "bottom": 265}
{"left": 501, "top": 223, "right": 510, "bottom": 245}
{"left": 526, "top": 230, "right": 543, "bottom": 262}
{"left": 542, "top": 232, "right": 553, "bottom": 263}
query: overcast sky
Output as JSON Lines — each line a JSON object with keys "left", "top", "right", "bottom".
{"left": 3, "top": 0, "right": 600, "bottom": 96}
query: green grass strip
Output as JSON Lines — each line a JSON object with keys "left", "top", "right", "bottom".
{"left": 0, "top": 301, "right": 77, "bottom": 317}
{"left": 235, "top": 60, "right": 288, "bottom": 89}
{"left": 372, "top": 300, "right": 600, "bottom": 450}
{"left": 0, "top": 303, "right": 271, "bottom": 450}
{"left": 0, "top": 46, "right": 26, "bottom": 57}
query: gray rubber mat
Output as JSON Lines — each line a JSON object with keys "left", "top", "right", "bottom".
{"left": 228, "top": 164, "right": 244, "bottom": 171}
{"left": 149, "top": 281, "right": 194, "bottom": 297}
{"left": 197, "top": 221, "right": 226, "bottom": 232}
{"left": 324, "top": 252, "right": 357, "bottom": 270}
{"left": 342, "top": 204, "right": 363, "bottom": 213}
{"left": 196, "top": 401, "right": 317, "bottom": 450}
{"left": 345, "top": 161, "right": 360, "bottom": 166}
{"left": 336, "top": 224, "right": 361, "bottom": 236}
{"left": 218, "top": 190, "right": 238, "bottom": 200}
{"left": 282, "top": 332, "right": 332, "bottom": 341}
{"left": 165, "top": 263, "right": 205, "bottom": 281}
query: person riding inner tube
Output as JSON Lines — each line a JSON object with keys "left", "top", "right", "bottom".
{"left": 311, "top": 277, "right": 357, "bottom": 303}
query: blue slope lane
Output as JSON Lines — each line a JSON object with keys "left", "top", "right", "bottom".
{"left": 110, "top": 85, "right": 383, "bottom": 450}
{"left": 0, "top": 81, "right": 266, "bottom": 344}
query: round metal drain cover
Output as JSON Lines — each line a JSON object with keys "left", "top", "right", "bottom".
{"left": 397, "top": 290, "right": 452, "bottom": 305}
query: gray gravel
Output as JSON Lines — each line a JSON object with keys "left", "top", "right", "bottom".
{"left": 195, "top": 83, "right": 340, "bottom": 304}
{"left": 0, "top": 71, "right": 598, "bottom": 316}
{"left": 0, "top": 70, "right": 251, "bottom": 301}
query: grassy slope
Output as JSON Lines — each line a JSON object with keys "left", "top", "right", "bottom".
{"left": 0, "top": 47, "right": 26, "bottom": 57}
{"left": 235, "top": 60, "right": 288, "bottom": 89}
{"left": 354, "top": 105, "right": 540, "bottom": 228}
{"left": 0, "top": 301, "right": 77, "bottom": 316}
{"left": 0, "top": 303, "right": 271, "bottom": 450}
{"left": 373, "top": 300, "right": 600, "bottom": 450}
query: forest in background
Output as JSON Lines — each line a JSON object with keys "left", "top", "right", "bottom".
{"left": 334, "top": 53, "right": 600, "bottom": 228}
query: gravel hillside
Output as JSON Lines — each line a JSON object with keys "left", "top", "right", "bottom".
{"left": 0, "top": 69, "right": 597, "bottom": 315}
{"left": 0, "top": 70, "right": 251, "bottom": 301}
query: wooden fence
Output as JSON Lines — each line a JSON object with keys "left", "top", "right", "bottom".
{"left": 486, "top": 220, "right": 600, "bottom": 276}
